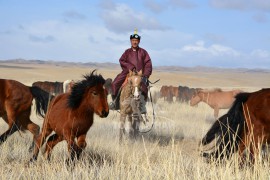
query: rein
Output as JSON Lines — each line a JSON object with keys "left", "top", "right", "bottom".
{"left": 138, "top": 85, "right": 156, "bottom": 133}
{"left": 138, "top": 78, "right": 159, "bottom": 133}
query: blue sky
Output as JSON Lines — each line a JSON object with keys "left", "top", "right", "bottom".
{"left": 0, "top": 0, "right": 269, "bottom": 68}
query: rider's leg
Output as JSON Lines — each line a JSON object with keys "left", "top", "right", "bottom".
{"left": 139, "top": 93, "right": 149, "bottom": 122}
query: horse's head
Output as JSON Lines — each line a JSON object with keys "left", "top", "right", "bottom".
{"left": 68, "top": 71, "right": 109, "bottom": 118}
{"left": 104, "top": 78, "right": 113, "bottom": 95}
{"left": 87, "top": 82, "right": 109, "bottom": 118}
{"left": 127, "top": 69, "right": 143, "bottom": 101}
{"left": 190, "top": 91, "right": 202, "bottom": 106}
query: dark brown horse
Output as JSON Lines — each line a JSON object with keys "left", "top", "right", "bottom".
{"left": 30, "top": 71, "right": 109, "bottom": 163}
{"left": 0, "top": 79, "right": 51, "bottom": 150}
{"left": 32, "top": 81, "right": 63, "bottom": 95}
{"left": 159, "top": 85, "right": 178, "bottom": 102}
{"left": 178, "top": 86, "right": 201, "bottom": 103}
{"left": 201, "top": 88, "right": 270, "bottom": 163}
{"left": 104, "top": 78, "right": 113, "bottom": 95}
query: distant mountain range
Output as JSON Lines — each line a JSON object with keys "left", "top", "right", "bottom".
{"left": 1, "top": 59, "right": 269, "bottom": 73}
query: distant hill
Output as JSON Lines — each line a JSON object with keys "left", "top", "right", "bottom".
{"left": 1, "top": 59, "right": 269, "bottom": 73}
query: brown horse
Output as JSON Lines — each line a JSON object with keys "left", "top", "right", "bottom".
{"left": 160, "top": 85, "right": 169, "bottom": 101}
{"left": 30, "top": 71, "right": 109, "bottom": 163}
{"left": 190, "top": 89, "right": 242, "bottom": 119}
{"left": 0, "top": 79, "right": 51, "bottom": 150}
{"left": 159, "top": 85, "right": 179, "bottom": 102}
{"left": 201, "top": 88, "right": 270, "bottom": 163}
{"left": 32, "top": 81, "right": 63, "bottom": 95}
{"left": 119, "top": 70, "right": 143, "bottom": 141}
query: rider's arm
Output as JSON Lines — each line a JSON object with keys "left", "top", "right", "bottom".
{"left": 143, "top": 51, "right": 152, "bottom": 78}
{"left": 119, "top": 50, "right": 134, "bottom": 71}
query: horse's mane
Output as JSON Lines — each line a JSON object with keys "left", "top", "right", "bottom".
{"left": 68, "top": 70, "right": 105, "bottom": 109}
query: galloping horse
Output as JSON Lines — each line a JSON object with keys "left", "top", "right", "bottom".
{"left": 201, "top": 89, "right": 270, "bottom": 163}
{"left": 119, "top": 70, "right": 143, "bottom": 141}
{"left": 190, "top": 89, "right": 242, "bottom": 119}
{"left": 30, "top": 71, "right": 109, "bottom": 163}
{"left": 0, "top": 79, "right": 51, "bottom": 150}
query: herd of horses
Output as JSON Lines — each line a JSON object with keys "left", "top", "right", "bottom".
{"left": 160, "top": 85, "right": 243, "bottom": 119}
{"left": 160, "top": 85, "right": 200, "bottom": 103}
{"left": 0, "top": 70, "right": 269, "bottom": 166}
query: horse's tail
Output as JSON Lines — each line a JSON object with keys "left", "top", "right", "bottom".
{"left": 30, "top": 86, "right": 54, "bottom": 118}
{"left": 201, "top": 92, "right": 250, "bottom": 160}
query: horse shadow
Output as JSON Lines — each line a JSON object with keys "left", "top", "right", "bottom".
{"left": 81, "top": 148, "right": 115, "bottom": 167}
{"left": 140, "top": 130, "right": 185, "bottom": 146}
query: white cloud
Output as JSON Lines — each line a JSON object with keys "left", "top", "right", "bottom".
{"left": 181, "top": 41, "right": 241, "bottom": 57}
{"left": 251, "top": 49, "right": 270, "bottom": 58}
{"left": 99, "top": 2, "right": 169, "bottom": 33}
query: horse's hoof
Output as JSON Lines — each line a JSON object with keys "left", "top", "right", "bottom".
{"left": 29, "top": 156, "right": 37, "bottom": 163}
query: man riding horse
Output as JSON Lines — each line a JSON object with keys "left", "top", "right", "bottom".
{"left": 110, "top": 29, "right": 152, "bottom": 117}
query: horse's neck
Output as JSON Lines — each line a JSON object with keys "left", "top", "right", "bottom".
{"left": 200, "top": 92, "right": 211, "bottom": 104}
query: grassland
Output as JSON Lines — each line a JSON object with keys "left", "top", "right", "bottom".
{"left": 0, "top": 62, "right": 269, "bottom": 179}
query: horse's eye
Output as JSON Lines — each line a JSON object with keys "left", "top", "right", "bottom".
{"left": 92, "top": 91, "right": 98, "bottom": 96}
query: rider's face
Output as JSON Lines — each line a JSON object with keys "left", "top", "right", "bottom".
{"left": 130, "top": 39, "right": 140, "bottom": 48}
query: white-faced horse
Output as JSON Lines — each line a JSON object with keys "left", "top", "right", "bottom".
{"left": 119, "top": 70, "right": 143, "bottom": 141}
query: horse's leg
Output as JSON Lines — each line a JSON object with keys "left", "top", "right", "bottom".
{"left": 119, "top": 114, "right": 126, "bottom": 142}
{"left": 0, "top": 108, "right": 19, "bottom": 145}
{"left": 76, "top": 134, "right": 87, "bottom": 160}
{"left": 30, "top": 124, "right": 53, "bottom": 162}
{"left": 26, "top": 121, "right": 40, "bottom": 152}
{"left": 44, "top": 134, "right": 63, "bottom": 161}
{"left": 66, "top": 134, "right": 79, "bottom": 165}
{"left": 0, "top": 123, "right": 19, "bottom": 145}
{"left": 19, "top": 110, "right": 40, "bottom": 152}
{"left": 131, "top": 113, "right": 140, "bottom": 140}
{"left": 128, "top": 114, "right": 135, "bottom": 139}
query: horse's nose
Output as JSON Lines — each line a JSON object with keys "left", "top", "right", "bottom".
{"left": 134, "top": 95, "right": 140, "bottom": 101}
{"left": 101, "top": 109, "right": 109, "bottom": 117}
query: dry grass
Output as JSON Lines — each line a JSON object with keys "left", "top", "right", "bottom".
{"left": 0, "top": 63, "right": 269, "bottom": 179}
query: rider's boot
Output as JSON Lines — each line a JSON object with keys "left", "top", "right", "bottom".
{"left": 109, "top": 95, "right": 120, "bottom": 110}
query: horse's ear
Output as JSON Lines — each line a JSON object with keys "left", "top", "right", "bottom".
{"left": 129, "top": 69, "right": 133, "bottom": 76}
{"left": 138, "top": 70, "right": 143, "bottom": 76}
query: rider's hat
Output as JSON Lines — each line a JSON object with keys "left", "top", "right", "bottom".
{"left": 130, "top": 28, "right": 141, "bottom": 40}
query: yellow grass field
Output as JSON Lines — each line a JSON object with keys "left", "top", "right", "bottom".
{"left": 0, "top": 62, "right": 269, "bottom": 179}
